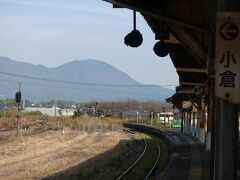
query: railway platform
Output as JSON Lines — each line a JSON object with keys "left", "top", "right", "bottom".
{"left": 124, "top": 124, "right": 210, "bottom": 180}
{"left": 158, "top": 131, "right": 210, "bottom": 180}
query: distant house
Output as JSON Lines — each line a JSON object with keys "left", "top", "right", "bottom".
{"left": 23, "top": 106, "right": 60, "bottom": 116}
{"left": 60, "top": 109, "right": 75, "bottom": 116}
{"left": 160, "top": 112, "right": 174, "bottom": 123}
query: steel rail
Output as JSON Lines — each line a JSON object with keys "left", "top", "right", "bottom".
{"left": 144, "top": 143, "right": 161, "bottom": 180}
{"left": 116, "top": 138, "right": 147, "bottom": 180}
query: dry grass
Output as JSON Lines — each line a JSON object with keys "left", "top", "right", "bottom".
{"left": 55, "top": 116, "right": 125, "bottom": 125}
{"left": 0, "top": 128, "right": 136, "bottom": 180}
{"left": 0, "top": 116, "right": 125, "bottom": 128}
{"left": 0, "top": 116, "right": 126, "bottom": 138}
{"left": 0, "top": 118, "right": 17, "bottom": 128}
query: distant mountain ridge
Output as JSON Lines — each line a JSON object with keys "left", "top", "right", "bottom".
{"left": 0, "top": 57, "right": 174, "bottom": 102}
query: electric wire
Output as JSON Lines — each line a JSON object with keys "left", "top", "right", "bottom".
{"left": 0, "top": 71, "right": 178, "bottom": 88}
{"left": 0, "top": 78, "right": 172, "bottom": 97}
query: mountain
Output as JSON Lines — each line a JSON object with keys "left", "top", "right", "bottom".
{"left": 0, "top": 57, "right": 174, "bottom": 102}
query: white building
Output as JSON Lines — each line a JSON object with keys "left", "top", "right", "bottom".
{"left": 61, "top": 109, "right": 75, "bottom": 116}
{"left": 160, "top": 112, "right": 174, "bottom": 123}
{"left": 23, "top": 106, "right": 61, "bottom": 116}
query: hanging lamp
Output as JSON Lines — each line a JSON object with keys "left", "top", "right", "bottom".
{"left": 153, "top": 22, "right": 170, "bottom": 57}
{"left": 124, "top": 11, "right": 143, "bottom": 48}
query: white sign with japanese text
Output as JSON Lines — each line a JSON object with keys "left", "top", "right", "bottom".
{"left": 215, "top": 12, "right": 240, "bottom": 104}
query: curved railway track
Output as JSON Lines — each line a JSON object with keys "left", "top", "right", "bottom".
{"left": 116, "top": 131, "right": 161, "bottom": 180}
{"left": 116, "top": 138, "right": 147, "bottom": 180}
{"left": 144, "top": 143, "right": 161, "bottom": 180}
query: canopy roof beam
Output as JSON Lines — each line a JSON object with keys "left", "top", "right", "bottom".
{"left": 176, "top": 67, "right": 207, "bottom": 73}
{"left": 103, "top": 0, "right": 211, "bottom": 33}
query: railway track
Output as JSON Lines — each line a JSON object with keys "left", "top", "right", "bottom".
{"left": 0, "top": 122, "right": 36, "bottom": 132}
{"left": 116, "top": 131, "right": 161, "bottom": 180}
{"left": 145, "top": 143, "right": 161, "bottom": 180}
{"left": 0, "top": 120, "right": 48, "bottom": 138}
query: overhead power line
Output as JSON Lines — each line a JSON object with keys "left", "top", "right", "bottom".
{"left": 0, "top": 78, "right": 172, "bottom": 97}
{"left": 0, "top": 71, "right": 178, "bottom": 87}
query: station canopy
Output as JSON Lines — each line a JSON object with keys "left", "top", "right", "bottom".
{"left": 103, "top": 0, "right": 215, "bottom": 106}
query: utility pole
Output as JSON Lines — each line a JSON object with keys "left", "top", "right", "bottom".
{"left": 3, "top": 105, "right": 5, "bottom": 118}
{"left": 16, "top": 82, "right": 22, "bottom": 137}
{"left": 22, "top": 99, "right": 25, "bottom": 109}
{"left": 0, "top": 104, "right": 2, "bottom": 118}
{"left": 54, "top": 96, "right": 57, "bottom": 117}
{"left": 0, "top": 96, "right": 4, "bottom": 118}
{"left": 151, "top": 112, "right": 153, "bottom": 126}
{"left": 136, "top": 111, "right": 139, "bottom": 124}
{"left": 164, "top": 112, "right": 166, "bottom": 127}
{"left": 157, "top": 113, "right": 160, "bottom": 123}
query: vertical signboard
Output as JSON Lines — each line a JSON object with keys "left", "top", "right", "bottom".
{"left": 215, "top": 12, "right": 240, "bottom": 104}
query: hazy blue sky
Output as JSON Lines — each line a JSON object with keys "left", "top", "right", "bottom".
{"left": 0, "top": 0, "right": 178, "bottom": 87}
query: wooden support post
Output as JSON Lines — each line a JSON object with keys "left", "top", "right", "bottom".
{"left": 199, "top": 98, "right": 206, "bottom": 143}
{"left": 164, "top": 114, "right": 166, "bottom": 127}
{"left": 181, "top": 111, "right": 184, "bottom": 133}
{"left": 192, "top": 111, "right": 196, "bottom": 136}
{"left": 189, "top": 111, "right": 192, "bottom": 134}
{"left": 215, "top": 98, "right": 238, "bottom": 180}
